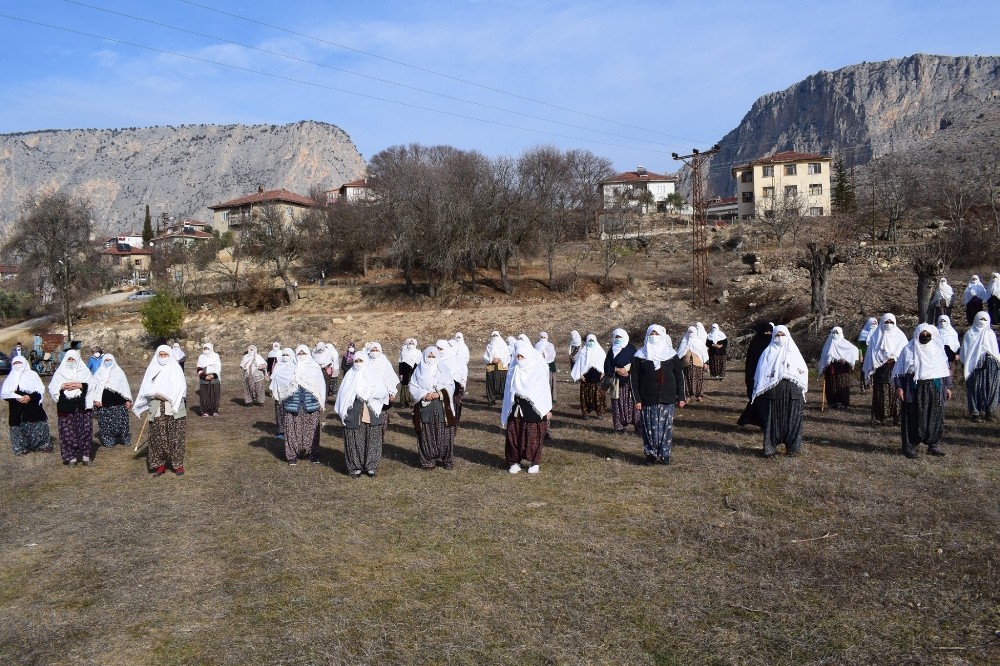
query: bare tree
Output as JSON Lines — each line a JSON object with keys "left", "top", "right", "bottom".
{"left": 240, "top": 204, "right": 304, "bottom": 303}
{"left": 598, "top": 191, "right": 638, "bottom": 287}
{"left": 755, "top": 189, "right": 806, "bottom": 247}
{"left": 796, "top": 239, "right": 847, "bottom": 329}
{"left": 865, "top": 155, "right": 919, "bottom": 245}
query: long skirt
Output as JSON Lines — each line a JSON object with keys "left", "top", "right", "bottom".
{"left": 325, "top": 374, "right": 339, "bottom": 402}
{"left": 857, "top": 343, "right": 871, "bottom": 394}
{"left": 58, "top": 411, "right": 93, "bottom": 463}
{"left": 344, "top": 424, "right": 383, "bottom": 474}
{"left": 417, "top": 409, "right": 455, "bottom": 469}
{"left": 759, "top": 381, "right": 804, "bottom": 456}
{"left": 611, "top": 380, "right": 640, "bottom": 433}
{"left": 243, "top": 374, "right": 265, "bottom": 405}
{"left": 95, "top": 404, "right": 131, "bottom": 447}
{"left": 453, "top": 382, "right": 465, "bottom": 423}
{"left": 989, "top": 296, "right": 1000, "bottom": 327}
{"left": 708, "top": 353, "right": 726, "bottom": 379}
{"left": 901, "top": 380, "right": 944, "bottom": 453}
{"left": 505, "top": 417, "right": 547, "bottom": 466}
{"left": 10, "top": 420, "right": 52, "bottom": 455}
{"left": 399, "top": 384, "right": 413, "bottom": 407}
{"left": 684, "top": 365, "right": 705, "bottom": 399}
{"left": 485, "top": 368, "right": 507, "bottom": 406}
{"left": 966, "top": 297, "right": 984, "bottom": 325}
{"left": 199, "top": 381, "right": 221, "bottom": 415}
{"left": 823, "top": 366, "right": 853, "bottom": 408}
{"left": 871, "top": 363, "right": 899, "bottom": 424}
{"left": 274, "top": 401, "right": 285, "bottom": 436}
{"left": 640, "top": 403, "right": 676, "bottom": 460}
{"left": 966, "top": 356, "right": 1000, "bottom": 417}
{"left": 147, "top": 415, "right": 187, "bottom": 471}
{"left": 283, "top": 410, "right": 320, "bottom": 462}
{"left": 579, "top": 380, "right": 606, "bottom": 416}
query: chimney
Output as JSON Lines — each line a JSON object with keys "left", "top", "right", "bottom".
{"left": 258, "top": 185, "right": 264, "bottom": 194}
{"left": 636, "top": 165, "right": 647, "bottom": 176}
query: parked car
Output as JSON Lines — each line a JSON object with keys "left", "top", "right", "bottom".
{"left": 127, "top": 289, "right": 156, "bottom": 301}
{"left": 0, "top": 352, "right": 10, "bottom": 374}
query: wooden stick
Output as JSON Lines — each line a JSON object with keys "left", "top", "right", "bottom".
{"left": 133, "top": 416, "right": 148, "bottom": 452}
{"left": 820, "top": 370, "right": 827, "bottom": 412}
{"left": 790, "top": 531, "right": 838, "bottom": 544}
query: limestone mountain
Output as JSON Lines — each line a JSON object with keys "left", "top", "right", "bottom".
{"left": 0, "top": 120, "right": 366, "bottom": 233}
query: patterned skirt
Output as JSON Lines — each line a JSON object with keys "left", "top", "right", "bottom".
{"left": 901, "top": 380, "right": 944, "bottom": 452}
{"left": 283, "top": 410, "right": 320, "bottom": 462}
{"left": 966, "top": 356, "right": 1000, "bottom": 416}
{"left": 485, "top": 369, "right": 507, "bottom": 406}
{"left": 579, "top": 381, "right": 606, "bottom": 415}
{"left": 640, "top": 403, "right": 676, "bottom": 459}
{"left": 871, "top": 363, "right": 899, "bottom": 424}
{"left": 325, "top": 374, "right": 339, "bottom": 402}
{"left": 95, "top": 404, "right": 131, "bottom": 447}
{"left": 243, "top": 375, "right": 265, "bottom": 405}
{"left": 344, "top": 423, "right": 384, "bottom": 474}
{"left": 274, "top": 400, "right": 285, "bottom": 435}
{"left": 147, "top": 415, "right": 187, "bottom": 470}
{"left": 199, "top": 381, "right": 221, "bottom": 415}
{"left": 10, "top": 420, "right": 52, "bottom": 455}
{"left": 708, "top": 353, "right": 726, "bottom": 379}
{"left": 58, "top": 411, "right": 93, "bottom": 463}
{"left": 417, "top": 409, "right": 456, "bottom": 469}
{"left": 857, "top": 344, "right": 871, "bottom": 394}
{"left": 611, "top": 379, "right": 640, "bottom": 432}
{"left": 684, "top": 365, "right": 705, "bottom": 399}
{"left": 823, "top": 365, "right": 853, "bottom": 408}
{"left": 504, "top": 417, "right": 547, "bottom": 466}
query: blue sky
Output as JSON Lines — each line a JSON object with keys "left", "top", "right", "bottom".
{"left": 1, "top": 0, "right": 997, "bottom": 174}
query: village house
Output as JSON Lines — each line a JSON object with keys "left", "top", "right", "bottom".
{"left": 599, "top": 166, "right": 680, "bottom": 213}
{"left": 207, "top": 186, "right": 319, "bottom": 234}
{"left": 325, "top": 177, "right": 371, "bottom": 205}
{"left": 99, "top": 243, "right": 153, "bottom": 284}
{"left": 731, "top": 150, "right": 832, "bottom": 220}
{"left": 151, "top": 219, "right": 214, "bottom": 249}
{"left": 706, "top": 196, "right": 739, "bottom": 222}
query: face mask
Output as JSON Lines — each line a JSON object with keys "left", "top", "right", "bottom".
{"left": 67, "top": 360, "right": 77, "bottom": 369}
{"left": 104, "top": 360, "right": 113, "bottom": 367}
{"left": 919, "top": 335, "right": 932, "bottom": 345}
{"left": 297, "top": 354, "right": 308, "bottom": 361}
{"left": 282, "top": 355, "right": 291, "bottom": 363}
{"left": 832, "top": 332, "right": 842, "bottom": 339}
{"left": 370, "top": 350, "right": 381, "bottom": 357}
{"left": 976, "top": 320, "right": 988, "bottom": 330}
{"left": 586, "top": 341, "right": 596, "bottom": 348}
{"left": 348, "top": 346, "right": 355, "bottom": 352}
{"left": 884, "top": 323, "right": 894, "bottom": 330}
{"left": 425, "top": 356, "right": 438, "bottom": 366}
{"left": 774, "top": 335, "right": 787, "bottom": 347}
{"left": 647, "top": 334, "right": 659, "bottom": 344}
{"left": 157, "top": 355, "right": 169, "bottom": 366}
{"left": 93, "top": 352, "right": 100, "bottom": 358}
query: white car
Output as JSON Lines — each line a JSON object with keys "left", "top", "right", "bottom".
{"left": 126, "top": 289, "right": 156, "bottom": 301}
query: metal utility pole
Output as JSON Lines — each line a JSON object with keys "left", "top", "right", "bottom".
{"left": 673, "top": 144, "right": 720, "bottom": 307}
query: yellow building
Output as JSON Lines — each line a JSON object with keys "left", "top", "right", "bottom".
{"left": 207, "top": 186, "right": 319, "bottom": 234}
{"left": 732, "top": 151, "right": 832, "bottom": 220}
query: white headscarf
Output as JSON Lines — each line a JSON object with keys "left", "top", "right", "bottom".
{"left": 93, "top": 353, "right": 133, "bottom": 402}
{"left": 312, "top": 341, "right": 335, "bottom": 368}
{"left": 268, "top": 348, "right": 296, "bottom": 397}
{"left": 964, "top": 275, "right": 988, "bottom": 304}
{"left": 267, "top": 342, "right": 282, "bottom": 359}
{"left": 171, "top": 343, "right": 186, "bottom": 361}
{"left": 936, "top": 315, "right": 960, "bottom": 352}
{"left": 610, "top": 328, "right": 629, "bottom": 356}
{"left": 501, "top": 340, "right": 552, "bottom": 426}
{"left": 271, "top": 344, "right": 326, "bottom": 405}
{"left": 707, "top": 324, "right": 727, "bottom": 343}
{"left": 240, "top": 345, "right": 266, "bottom": 375}
{"left": 48, "top": 350, "right": 97, "bottom": 408}
{"left": 197, "top": 342, "right": 221, "bottom": 379}
{"left": 960, "top": 311, "right": 1000, "bottom": 380}
{"left": 857, "top": 317, "right": 879, "bottom": 344}
{"left": 752, "top": 325, "right": 808, "bottom": 402}
{"left": 1, "top": 355, "right": 45, "bottom": 400}
{"left": 507, "top": 336, "right": 518, "bottom": 359}
{"left": 535, "top": 332, "right": 556, "bottom": 364}
{"left": 334, "top": 351, "right": 389, "bottom": 422}
{"left": 453, "top": 332, "right": 470, "bottom": 365}
{"left": 634, "top": 324, "right": 676, "bottom": 370}
{"left": 933, "top": 277, "right": 954, "bottom": 305}
{"left": 677, "top": 326, "right": 709, "bottom": 364}
{"left": 484, "top": 331, "right": 511, "bottom": 365}
{"left": 989, "top": 273, "right": 1000, "bottom": 299}
{"left": 571, "top": 334, "right": 607, "bottom": 381}
{"left": 437, "top": 339, "right": 468, "bottom": 386}
{"left": 400, "top": 338, "right": 422, "bottom": 366}
{"left": 409, "top": 346, "right": 455, "bottom": 412}
{"left": 893, "top": 324, "right": 951, "bottom": 381}
{"left": 818, "top": 326, "right": 860, "bottom": 372}
{"left": 365, "top": 341, "right": 400, "bottom": 397}
{"left": 133, "top": 345, "right": 187, "bottom": 417}
{"left": 862, "top": 313, "right": 909, "bottom": 378}
{"left": 568, "top": 330, "right": 583, "bottom": 354}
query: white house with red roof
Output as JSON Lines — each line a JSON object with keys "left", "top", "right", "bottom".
{"left": 207, "top": 186, "right": 320, "bottom": 233}
{"left": 599, "top": 166, "right": 679, "bottom": 213}
{"left": 325, "top": 177, "right": 371, "bottom": 205}
{"left": 731, "top": 150, "right": 832, "bottom": 220}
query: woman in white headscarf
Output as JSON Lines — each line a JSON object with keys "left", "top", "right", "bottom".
{"left": 408, "top": 346, "right": 456, "bottom": 470}
{"left": 334, "top": 351, "right": 389, "bottom": 478}
{"left": 932, "top": 277, "right": 954, "bottom": 320}
{"left": 2, "top": 354, "right": 51, "bottom": 455}
{"left": 196, "top": 342, "right": 222, "bottom": 417}
{"left": 706, "top": 323, "right": 728, "bottom": 380}
{"left": 270, "top": 348, "right": 294, "bottom": 440}
{"left": 605, "top": 328, "right": 639, "bottom": 435}
{"left": 171, "top": 342, "right": 186, "bottom": 371}
{"left": 265, "top": 341, "right": 282, "bottom": 376}
{"left": 240, "top": 345, "right": 267, "bottom": 406}
{"left": 453, "top": 332, "right": 470, "bottom": 366}
{"left": 963, "top": 275, "right": 988, "bottom": 325}
{"left": 862, "top": 313, "right": 908, "bottom": 425}
{"left": 630, "top": 325, "right": 685, "bottom": 464}
{"left": 271, "top": 344, "right": 326, "bottom": 465}
{"left": 960, "top": 311, "right": 1000, "bottom": 422}
{"left": 502, "top": 340, "right": 552, "bottom": 474}
{"left": 92, "top": 353, "right": 133, "bottom": 447}
{"left": 483, "top": 331, "right": 511, "bottom": 407}
{"left": 365, "top": 341, "right": 400, "bottom": 441}
{"left": 535, "top": 332, "right": 557, "bottom": 404}
{"left": 437, "top": 339, "right": 467, "bottom": 423}
{"left": 936, "top": 314, "right": 961, "bottom": 371}
{"left": 134, "top": 345, "right": 188, "bottom": 475}
{"left": 399, "top": 338, "right": 422, "bottom": 407}
{"left": 567, "top": 330, "right": 583, "bottom": 367}
{"left": 506, "top": 336, "right": 517, "bottom": 362}
{"left": 312, "top": 341, "right": 338, "bottom": 402}
{"left": 893, "top": 324, "right": 952, "bottom": 458}
{"left": 987, "top": 273, "right": 1000, "bottom": 326}
{"left": 818, "top": 326, "right": 860, "bottom": 409}
{"left": 856, "top": 316, "right": 879, "bottom": 394}
{"left": 677, "top": 326, "right": 709, "bottom": 401}
{"left": 571, "top": 333, "right": 607, "bottom": 418}
{"left": 48, "top": 349, "right": 96, "bottom": 466}
{"left": 751, "top": 325, "right": 809, "bottom": 458}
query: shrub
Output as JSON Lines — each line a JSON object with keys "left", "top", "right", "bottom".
{"left": 140, "top": 291, "right": 185, "bottom": 340}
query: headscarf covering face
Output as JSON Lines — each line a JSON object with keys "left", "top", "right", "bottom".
{"left": 893, "top": 324, "right": 951, "bottom": 381}
{"left": 989, "top": 273, "right": 1000, "bottom": 299}
{"left": 964, "top": 275, "right": 988, "bottom": 305}
{"left": 707, "top": 324, "right": 727, "bottom": 343}
{"left": 634, "top": 324, "right": 676, "bottom": 369}
{"left": 133, "top": 345, "right": 187, "bottom": 417}
{"left": 271, "top": 345, "right": 326, "bottom": 405}
{"left": 438, "top": 339, "right": 468, "bottom": 385}
{"left": 267, "top": 342, "right": 281, "bottom": 359}
{"left": 48, "top": 349, "right": 97, "bottom": 407}
{"left": 934, "top": 277, "right": 954, "bottom": 305}
{"left": 334, "top": 351, "right": 389, "bottom": 422}
{"left": 409, "top": 346, "right": 455, "bottom": 411}
{"left": 818, "top": 326, "right": 860, "bottom": 372}
{"left": 570, "top": 334, "right": 607, "bottom": 381}
{"left": 752, "top": 325, "right": 808, "bottom": 401}
{"left": 171, "top": 343, "right": 186, "bottom": 360}
{"left": 400, "top": 338, "right": 422, "bottom": 366}
{"left": 610, "top": 328, "right": 629, "bottom": 355}
{"left": 93, "top": 353, "right": 133, "bottom": 402}
{"left": 312, "top": 341, "right": 335, "bottom": 368}
{"left": 453, "top": 332, "right": 470, "bottom": 365}
{"left": 857, "top": 317, "right": 879, "bottom": 344}
{"left": 534, "top": 332, "right": 556, "bottom": 364}
{"left": 268, "top": 347, "right": 297, "bottom": 396}
{"left": 677, "top": 326, "right": 709, "bottom": 364}
{"left": 365, "top": 341, "right": 400, "bottom": 398}
{"left": 1, "top": 354, "right": 45, "bottom": 400}
{"left": 240, "top": 345, "right": 266, "bottom": 374}
{"left": 936, "top": 315, "right": 960, "bottom": 352}
{"left": 484, "top": 331, "right": 511, "bottom": 365}
{"left": 568, "top": 330, "right": 583, "bottom": 354}
{"left": 959, "top": 311, "right": 1000, "bottom": 380}
{"left": 862, "top": 313, "right": 909, "bottom": 378}
{"left": 197, "top": 342, "right": 222, "bottom": 379}
{"left": 501, "top": 340, "right": 552, "bottom": 426}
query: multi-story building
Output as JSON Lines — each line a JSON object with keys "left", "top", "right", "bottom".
{"left": 325, "top": 177, "right": 371, "bottom": 205}
{"left": 731, "top": 151, "right": 832, "bottom": 220}
{"left": 207, "top": 186, "right": 319, "bottom": 234}
{"left": 600, "top": 166, "right": 680, "bottom": 213}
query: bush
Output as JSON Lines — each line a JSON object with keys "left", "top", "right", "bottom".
{"left": 140, "top": 292, "right": 185, "bottom": 340}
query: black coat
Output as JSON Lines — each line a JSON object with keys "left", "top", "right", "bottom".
{"left": 629, "top": 357, "right": 685, "bottom": 406}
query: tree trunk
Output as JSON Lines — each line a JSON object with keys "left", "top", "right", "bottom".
{"left": 499, "top": 255, "right": 512, "bottom": 295}
{"left": 914, "top": 257, "right": 943, "bottom": 324}
{"left": 362, "top": 252, "right": 369, "bottom": 278}
{"left": 547, "top": 248, "right": 555, "bottom": 291}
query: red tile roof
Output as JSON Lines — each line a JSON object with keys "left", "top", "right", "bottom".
{"left": 340, "top": 178, "right": 368, "bottom": 189}
{"left": 707, "top": 197, "right": 738, "bottom": 207}
{"left": 0, "top": 264, "right": 19, "bottom": 273}
{"left": 154, "top": 228, "right": 214, "bottom": 241}
{"left": 603, "top": 169, "right": 678, "bottom": 184}
{"left": 733, "top": 150, "right": 831, "bottom": 171}
{"left": 208, "top": 188, "right": 318, "bottom": 210}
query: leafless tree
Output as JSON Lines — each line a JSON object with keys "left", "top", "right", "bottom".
{"left": 754, "top": 189, "right": 806, "bottom": 247}
{"left": 864, "top": 155, "right": 919, "bottom": 245}
{"left": 240, "top": 204, "right": 304, "bottom": 303}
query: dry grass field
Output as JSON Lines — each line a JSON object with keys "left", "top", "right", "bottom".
{"left": 1, "top": 236, "right": 998, "bottom": 665}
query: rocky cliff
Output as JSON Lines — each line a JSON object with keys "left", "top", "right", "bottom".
{"left": 694, "top": 54, "right": 1000, "bottom": 198}
{"left": 0, "top": 120, "right": 366, "bottom": 232}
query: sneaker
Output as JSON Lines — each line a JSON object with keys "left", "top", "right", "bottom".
{"left": 276, "top": 433, "right": 285, "bottom": 440}
{"left": 154, "top": 465, "right": 167, "bottom": 476}
{"left": 349, "top": 471, "right": 362, "bottom": 478}
{"left": 312, "top": 459, "right": 321, "bottom": 465}
{"left": 288, "top": 461, "right": 297, "bottom": 466}
{"left": 82, "top": 456, "right": 91, "bottom": 465}
{"left": 658, "top": 456, "right": 671, "bottom": 465}
{"left": 365, "top": 470, "right": 376, "bottom": 477}
{"left": 202, "top": 413, "right": 210, "bottom": 418}
{"left": 903, "top": 449, "right": 918, "bottom": 459}
{"left": 527, "top": 464, "right": 540, "bottom": 474}
{"left": 508, "top": 464, "right": 521, "bottom": 474}
{"left": 68, "top": 458, "right": 78, "bottom": 467}
{"left": 173, "top": 467, "right": 185, "bottom": 476}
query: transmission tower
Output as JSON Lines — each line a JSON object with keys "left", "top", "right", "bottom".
{"left": 673, "top": 144, "right": 720, "bottom": 307}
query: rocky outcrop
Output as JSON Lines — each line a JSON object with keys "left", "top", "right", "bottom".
{"left": 0, "top": 120, "right": 366, "bottom": 232}
{"left": 692, "top": 54, "right": 1000, "bottom": 198}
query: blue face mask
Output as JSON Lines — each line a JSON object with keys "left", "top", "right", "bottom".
{"left": 586, "top": 340, "right": 596, "bottom": 348}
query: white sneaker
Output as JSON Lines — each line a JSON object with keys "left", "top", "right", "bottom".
{"left": 82, "top": 456, "right": 91, "bottom": 465}
{"left": 508, "top": 464, "right": 521, "bottom": 474}
{"left": 527, "top": 464, "right": 540, "bottom": 474}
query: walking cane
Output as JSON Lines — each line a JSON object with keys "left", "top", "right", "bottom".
{"left": 820, "top": 370, "right": 827, "bottom": 412}
{"left": 133, "top": 415, "right": 149, "bottom": 452}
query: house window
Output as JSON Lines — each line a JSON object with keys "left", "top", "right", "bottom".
{"left": 764, "top": 210, "right": 775, "bottom": 219}
{"left": 134, "top": 259, "right": 142, "bottom": 267}
{"left": 742, "top": 192, "right": 754, "bottom": 202}
{"left": 808, "top": 163, "right": 822, "bottom": 175}
{"left": 762, "top": 186, "right": 775, "bottom": 198}
{"left": 809, "top": 184, "right": 823, "bottom": 195}
{"left": 741, "top": 172, "right": 753, "bottom": 183}
{"left": 762, "top": 166, "right": 774, "bottom": 177}
{"left": 809, "top": 207, "right": 824, "bottom": 216}
{"left": 784, "top": 164, "right": 797, "bottom": 176}
{"left": 785, "top": 185, "right": 798, "bottom": 196}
